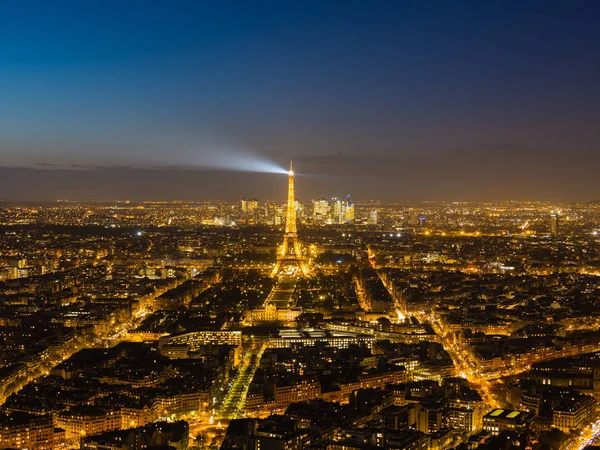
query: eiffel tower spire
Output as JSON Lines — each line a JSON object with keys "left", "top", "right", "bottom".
{"left": 285, "top": 161, "right": 297, "bottom": 235}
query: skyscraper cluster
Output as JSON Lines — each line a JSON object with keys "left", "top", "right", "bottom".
{"left": 312, "top": 195, "right": 355, "bottom": 225}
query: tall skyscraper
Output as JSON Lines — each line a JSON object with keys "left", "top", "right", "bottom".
{"left": 368, "top": 209, "right": 378, "bottom": 225}
{"left": 332, "top": 198, "right": 343, "bottom": 224}
{"left": 295, "top": 200, "right": 305, "bottom": 220}
{"left": 247, "top": 199, "right": 259, "bottom": 213}
{"left": 550, "top": 213, "right": 559, "bottom": 237}
{"left": 343, "top": 198, "right": 355, "bottom": 222}
{"left": 271, "top": 162, "right": 310, "bottom": 277}
{"left": 313, "top": 197, "right": 330, "bottom": 224}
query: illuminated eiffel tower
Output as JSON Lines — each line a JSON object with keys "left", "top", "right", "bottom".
{"left": 271, "top": 161, "right": 311, "bottom": 277}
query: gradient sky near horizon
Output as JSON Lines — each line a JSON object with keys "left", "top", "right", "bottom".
{"left": 1, "top": 1, "right": 600, "bottom": 201}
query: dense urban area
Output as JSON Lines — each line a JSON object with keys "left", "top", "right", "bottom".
{"left": 1, "top": 180, "right": 600, "bottom": 450}
{"left": 5, "top": 0, "right": 600, "bottom": 448}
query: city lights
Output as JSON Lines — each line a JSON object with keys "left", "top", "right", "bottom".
{"left": 1, "top": 2, "right": 598, "bottom": 448}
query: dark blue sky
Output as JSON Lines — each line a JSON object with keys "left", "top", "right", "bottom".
{"left": 1, "top": 1, "right": 599, "bottom": 201}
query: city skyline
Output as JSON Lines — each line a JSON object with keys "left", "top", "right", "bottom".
{"left": 1, "top": 147, "right": 600, "bottom": 203}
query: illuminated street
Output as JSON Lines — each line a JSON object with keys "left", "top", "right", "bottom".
{"left": 427, "top": 314, "right": 500, "bottom": 409}
{"left": 218, "top": 341, "right": 267, "bottom": 421}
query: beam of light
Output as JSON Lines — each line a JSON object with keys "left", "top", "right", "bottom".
{"left": 2, "top": 137, "right": 291, "bottom": 175}
{"left": 191, "top": 150, "right": 288, "bottom": 174}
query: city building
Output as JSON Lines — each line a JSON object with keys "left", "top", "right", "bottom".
{"left": 313, "top": 197, "right": 330, "bottom": 224}
{"left": 483, "top": 409, "right": 531, "bottom": 435}
{"left": 268, "top": 328, "right": 376, "bottom": 349}
{"left": 246, "top": 303, "right": 302, "bottom": 324}
{"left": 368, "top": 209, "right": 378, "bottom": 225}
{"left": 0, "top": 412, "right": 56, "bottom": 450}
{"left": 80, "top": 420, "right": 189, "bottom": 450}
{"left": 551, "top": 212, "right": 560, "bottom": 237}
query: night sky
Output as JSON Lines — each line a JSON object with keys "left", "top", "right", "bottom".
{"left": 1, "top": 1, "right": 599, "bottom": 202}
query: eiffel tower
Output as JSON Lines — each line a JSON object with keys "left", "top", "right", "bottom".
{"left": 271, "top": 161, "right": 311, "bottom": 277}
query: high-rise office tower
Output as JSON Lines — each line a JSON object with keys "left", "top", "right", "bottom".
{"left": 332, "top": 198, "right": 343, "bottom": 224}
{"left": 313, "top": 198, "right": 330, "bottom": 224}
{"left": 550, "top": 213, "right": 559, "bottom": 237}
{"left": 247, "top": 199, "right": 259, "bottom": 213}
{"left": 343, "top": 198, "right": 355, "bottom": 222}
{"left": 368, "top": 209, "right": 378, "bottom": 225}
